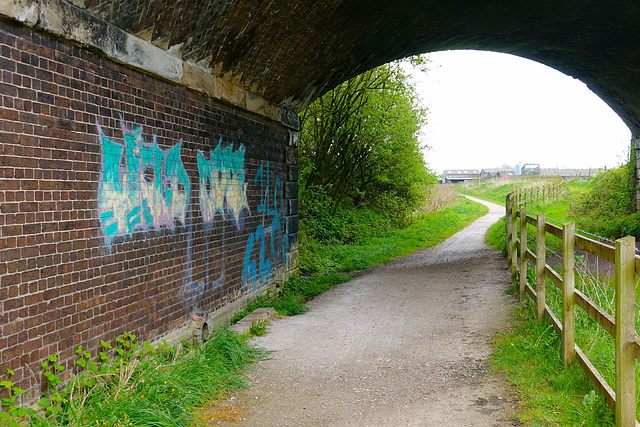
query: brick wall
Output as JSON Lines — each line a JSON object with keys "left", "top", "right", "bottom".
{"left": 635, "top": 138, "right": 640, "bottom": 211}
{"left": 0, "top": 18, "right": 298, "bottom": 402}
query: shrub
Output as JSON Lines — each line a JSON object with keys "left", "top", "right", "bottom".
{"left": 298, "top": 182, "right": 348, "bottom": 243}
{"left": 570, "top": 163, "right": 635, "bottom": 235}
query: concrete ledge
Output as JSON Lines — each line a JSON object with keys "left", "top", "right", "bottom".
{"left": 0, "top": 0, "right": 292, "bottom": 125}
{"left": 228, "top": 307, "right": 276, "bottom": 335}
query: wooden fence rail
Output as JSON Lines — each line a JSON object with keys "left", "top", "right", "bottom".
{"left": 505, "top": 182, "right": 640, "bottom": 427}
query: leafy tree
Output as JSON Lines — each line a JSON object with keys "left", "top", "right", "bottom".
{"left": 299, "top": 61, "right": 433, "bottom": 220}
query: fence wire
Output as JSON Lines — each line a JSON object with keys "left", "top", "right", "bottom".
{"left": 523, "top": 230, "right": 640, "bottom": 310}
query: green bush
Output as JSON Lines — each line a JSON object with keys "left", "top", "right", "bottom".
{"left": 298, "top": 182, "right": 348, "bottom": 243}
{"left": 299, "top": 177, "right": 394, "bottom": 245}
{"left": 594, "top": 211, "right": 640, "bottom": 240}
{"left": 570, "top": 163, "right": 637, "bottom": 238}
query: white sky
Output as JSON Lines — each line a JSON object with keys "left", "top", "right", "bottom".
{"left": 405, "top": 50, "right": 632, "bottom": 174}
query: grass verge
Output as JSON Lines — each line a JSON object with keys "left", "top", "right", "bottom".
{"left": 486, "top": 209, "right": 618, "bottom": 425}
{"left": 6, "top": 330, "right": 265, "bottom": 427}
{"left": 492, "top": 298, "right": 614, "bottom": 426}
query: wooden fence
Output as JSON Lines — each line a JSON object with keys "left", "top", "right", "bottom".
{"left": 505, "top": 183, "right": 640, "bottom": 427}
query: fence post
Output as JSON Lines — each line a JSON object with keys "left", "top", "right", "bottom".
{"left": 562, "top": 221, "right": 575, "bottom": 365}
{"left": 536, "top": 212, "right": 546, "bottom": 321}
{"left": 510, "top": 202, "right": 518, "bottom": 286}
{"left": 615, "top": 235, "right": 636, "bottom": 427}
{"left": 505, "top": 195, "right": 512, "bottom": 277}
{"left": 519, "top": 208, "right": 527, "bottom": 301}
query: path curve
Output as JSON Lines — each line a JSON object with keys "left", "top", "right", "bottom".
{"left": 217, "top": 197, "right": 517, "bottom": 426}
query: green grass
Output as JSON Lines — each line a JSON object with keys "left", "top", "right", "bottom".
{"left": 493, "top": 261, "right": 640, "bottom": 425}
{"left": 460, "top": 179, "right": 588, "bottom": 225}
{"left": 302, "top": 196, "right": 488, "bottom": 273}
{"left": 485, "top": 216, "right": 506, "bottom": 254}
{"left": 481, "top": 178, "right": 638, "bottom": 425}
{"left": 492, "top": 297, "right": 614, "bottom": 426}
{"left": 461, "top": 180, "right": 532, "bottom": 205}
{"left": 12, "top": 330, "right": 265, "bottom": 427}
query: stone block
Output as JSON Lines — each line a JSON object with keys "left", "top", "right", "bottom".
{"left": 228, "top": 307, "right": 275, "bottom": 335}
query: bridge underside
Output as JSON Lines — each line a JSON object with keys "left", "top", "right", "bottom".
{"left": 1, "top": 0, "right": 640, "bottom": 404}
{"left": 71, "top": 0, "right": 640, "bottom": 135}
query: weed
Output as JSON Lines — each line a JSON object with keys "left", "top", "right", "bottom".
{"left": 1, "top": 329, "right": 264, "bottom": 427}
{"left": 1, "top": 369, "right": 35, "bottom": 426}
{"left": 241, "top": 319, "right": 271, "bottom": 339}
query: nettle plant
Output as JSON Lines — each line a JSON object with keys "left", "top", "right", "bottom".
{"left": 0, "top": 332, "right": 178, "bottom": 426}
{"left": 1, "top": 368, "right": 32, "bottom": 425}
{"left": 1, "top": 352, "right": 69, "bottom": 425}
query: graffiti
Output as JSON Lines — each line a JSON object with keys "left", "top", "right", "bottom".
{"left": 98, "top": 119, "right": 289, "bottom": 302}
{"left": 197, "top": 141, "right": 249, "bottom": 227}
{"left": 193, "top": 141, "right": 250, "bottom": 302}
{"left": 243, "top": 162, "right": 289, "bottom": 291}
{"left": 98, "top": 121, "right": 190, "bottom": 243}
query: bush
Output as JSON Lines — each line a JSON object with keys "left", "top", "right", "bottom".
{"left": 593, "top": 212, "right": 640, "bottom": 240}
{"left": 571, "top": 163, "right": 635, "bottom": 236}
{"left": 298, "top": 183, "right": 348, "bottom": 243}
{"left": 299, "top": 176, "right": 394, "bottom": 245}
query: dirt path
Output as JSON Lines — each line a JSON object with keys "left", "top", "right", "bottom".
{"left": 212, "top": 197, "right": 518, "bottom": 426}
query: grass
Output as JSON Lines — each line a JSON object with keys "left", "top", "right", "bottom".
{"left": 10, "top": 330, "right": 266, "bottom": 427}
{"left": 492, "top": 297, "right": 614, "bottom": 426}
{"left": 466, "top": 178, "right": 592, "bottom": 254}
{"left": 459, "top": 179, "right": 533, "bottom": 205}
{"left": 485, "top": 215, "right": 506, "bottom": 255}
{"left": 302, "top": 196, "right": 488, "bottom": 273}
{"left": 488, "top": 210, "right": 617, "bottom": 425}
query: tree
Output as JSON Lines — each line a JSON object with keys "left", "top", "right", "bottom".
{"left": 299, "top": 61, "right": 433, "bottom": 219}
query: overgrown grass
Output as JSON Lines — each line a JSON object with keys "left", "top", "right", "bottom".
{"left": 492, "top": 297, "right": 614, "bottom": 426}
{"left": 301, "top": 196, "right": 487, "bottom": 273}
{"left": 4, "top": 330, "right": 265, "bottom": 427}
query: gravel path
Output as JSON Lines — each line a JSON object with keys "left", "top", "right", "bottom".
{"left": 209, "top": 197, "right": 518, "bottom": 426}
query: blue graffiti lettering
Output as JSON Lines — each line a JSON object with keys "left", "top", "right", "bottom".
{"left": 98, "top": 120, "right": 190, "bottom": 244}
{"left": 243, "top": 163, "right": 288, "bottom": 291}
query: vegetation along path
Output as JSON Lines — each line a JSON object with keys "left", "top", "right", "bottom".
{"left": 222, "top": 197, "right": 517, "bottom": 426}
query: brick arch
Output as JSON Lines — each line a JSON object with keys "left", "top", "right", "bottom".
{"left": 75, "top": 0, "right": 640, "bottom": 135}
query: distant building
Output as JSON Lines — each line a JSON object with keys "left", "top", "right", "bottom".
{"left": 442, "top": 169, "right": 479, "bottom": 184}
{"left": 557, "top": 168, "right": 602, "bottom": 180}
{"left": 479, "top": 167, "right": 515, "bottom": 179}
{"left": 521, "top": 163, "right": 540, "bottom": 176}
{"left": 539, "top": 168, "right": 560, "bottom": 177}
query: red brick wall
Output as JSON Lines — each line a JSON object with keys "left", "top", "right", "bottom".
{"left": 0, "top": 19, "right": 298, "bottom": 402}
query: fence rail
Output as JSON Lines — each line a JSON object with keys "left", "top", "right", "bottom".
{"left": 505, "top": 182, "right": 640, "bottom": 427}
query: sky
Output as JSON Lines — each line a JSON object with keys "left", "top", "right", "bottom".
{"left": 404, "top": 50, "right": 632, "bottom": 174}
